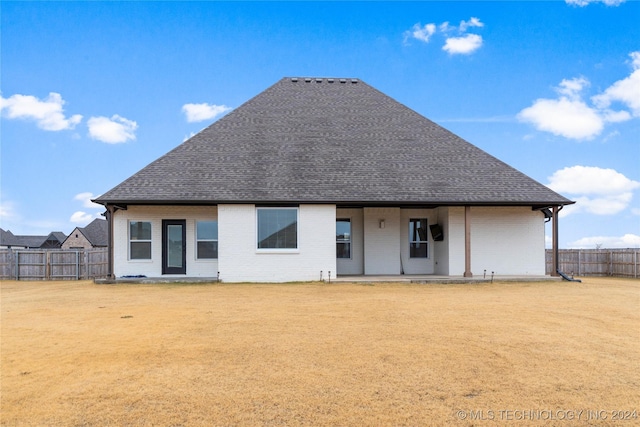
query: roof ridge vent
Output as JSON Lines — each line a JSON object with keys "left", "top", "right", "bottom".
{"left": 351, "top": 79, "right": 358, "bottom": 84}
{"left": 315, "top": 78, "right": 323, "bottom": 83}
{"left": 304, "top": 78, "right": 312, "bottom": 83}
{"left": 328, "top": 78, "right": 334, "bottom": 83}
{"left": 291, "top": 77, "right": 298, "bottom": 82}
{"left": 340, "top": 79, "right": 346, "bottom": 84}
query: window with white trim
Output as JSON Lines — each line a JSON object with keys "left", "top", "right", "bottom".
{"left": 257, "top": 208, "right": 298, "bottom": 249}
{"left": 409, "top": 218, "right": 428, "bottom": 258}
{"left": 196, "top": 220, "right": 218, "bottom": 259}
{"left": 336, "top": 218, "right": 351, "bottom": 259}
{"left": 129, "top": 221, "right": 152, "bottom": 260}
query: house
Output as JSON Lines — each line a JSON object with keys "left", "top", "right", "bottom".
{"left": 0, "top": 228, "right": 67, "bottom": 249}
{"left": 61, "top": 219, "right": 108, "bottom": 249}
{"left": 94, "top": 77, "right": 573, "bottom": 282}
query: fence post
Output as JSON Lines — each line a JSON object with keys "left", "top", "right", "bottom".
{"left": 578, "top": 249, "right": 581, "bottom": 276}
{"left": 608, "top": 250, "right": 612, "bottom": 276}
{"left": 84, "top": 250, "right": 89, "bottom": 280}
{"left": 45, "top": 251, "right": 50, "bottom": 280}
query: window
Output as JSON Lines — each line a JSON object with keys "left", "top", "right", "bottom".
{"left": 409, "top": 218, "right": 428, "bottom": 258}
{"left": 257, "top": 208, "right": 298, "bottom": 249}
{"left": 129, "top": 221, "right": 152, "bottom": 260}
{"left": 336, "top": 218, "right": 351, "bottom": 258}
{"left": 196, "top": 220, "right": 218, "bottom": 259}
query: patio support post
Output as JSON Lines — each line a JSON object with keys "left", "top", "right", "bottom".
{"left": 552, "top": 205, "right": 559, "bottom": 277}
{"left": 105, "top": 205, "right": 116, "bottom": 279}
{"left": 464, "top": 205, "right": 473, "bottom": 277}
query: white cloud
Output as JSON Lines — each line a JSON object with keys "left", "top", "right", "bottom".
{"left": 443, "top": 34, "right": 483, "bottom": 55}
{"left": 569, "top": 194, "right": 634, "bottom": 215}
{"left": 592, "top": 52, "right": 640, "bottom": 117}
{"left": 70, "top": 211, "right": 96, "bottom": 224}
{"left": 0, "top": 200, "right": 17, "bottom": 221}
{"left": 438, "top": 22, "right": 452, "bottom": 33}
{"left": 404, "top": 17, "right": 484, "bottom": 54}
{"left": 87, "top": 114, "right": 137, "bottom": 144}
{"left": 0, "top": 92, "right": 82, "bottom": 131}
{"left": 547, "top": 166, "right": 640, "bottom": 216}
{"left": 459, "top": 17, "right": 484, "bottom": 32}
{"left": 404, "top": 23, "right": 436, "bottom": 43}
{"left": 601, "top": 109, "right": 632, "bottom": 123}
{"left": 518, "top": 97, "right": 604, "bottom": 139}
{"left": 602, "top": 130, "right": 620, "bottom": 142}
{"left": 555, "top": 76, "right": 589, "bottom": 99}
{"left": 182, "top": 103, "right": 232, "bottom": 123}
{"left": 632, "top": 51, "right": 640, "bottom": 69}
{"left": 183, "top": 131, "right": 197, "bottom": 142}
{"left": 73, "top": 192, "right": 102, "bottom": 209}
{"left": 567, "top": 234, "right": 640, "bottom": 249}
{"left": 565, "top": 0, "right": 625, "bottom": 6}
{"left": 548, "top": 166, "right": 640, "bottom": 195}
{"left": 519, "top": 52, "right": 640, "bottom": 140}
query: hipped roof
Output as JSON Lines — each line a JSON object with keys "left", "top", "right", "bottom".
{"left": 95, "top": 77, "right": 572, "bottom": 208}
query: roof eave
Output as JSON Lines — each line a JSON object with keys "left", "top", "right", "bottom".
{"left": 92, "top": 198, "right": 575, "bottom": 208}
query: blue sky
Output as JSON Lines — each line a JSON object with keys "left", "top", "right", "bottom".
{"left": 1, "top": 0, "right": 639, "bottom": 248}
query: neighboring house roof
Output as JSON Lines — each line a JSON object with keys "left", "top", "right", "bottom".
{"left": 81, "top": 219, "right": 108, "bottom": 247}
{"left": 95, "top": 77, "right": 573, "bottom": 208}
{"left": 62, "top": 219, "right": 108, "bottom": 248}
{"left": 0, "top": 228, "right": 61, "bottom": 248}
{"left": 0, "top": 228, "right": 18, "bottom": 246}
{"left": 40, "top": 232, "right": 67, "bottom": 248}
{"left": 50, "top": 232, "right": 67, "bottom": 242}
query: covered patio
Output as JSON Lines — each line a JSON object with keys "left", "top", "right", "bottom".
{"left": 95, "top": 274, "right": 561, "bottom": 285}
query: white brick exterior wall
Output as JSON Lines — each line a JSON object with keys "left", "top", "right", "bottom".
{"left": 363, "top": 207, "right": 401, "bottom": 274}
{"left": 433, "top": 207, "right": 453, "bottom": 275}
{"left": 473, "top": 207, "right": 545, "bottom": 275}
{"left": 446, "top": 206, "right": 545, "bottom": 276}
{"left": 336, "top": 208, "right": 364, "bottom": 275}
{"left": 218, "top": 204, "right": 336, "bottom": 282}
{"left": 113, "top": 206, "right": 218, "bottom": 278}
{"left": 112, "top": 204, "right": 545, "bottom": 280}
{"left": 444, "top": 207, "right": 467, "bottom": 275}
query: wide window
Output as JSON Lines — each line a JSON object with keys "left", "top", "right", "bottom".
{"left": 129, "top": 221, "right": 152, "bottom": 260}
{"left": 409, "top": 218, "right": 428, "bottom": 258}
{"left": 196, "top": 220, "right": 218, "bottom": 259}
{"left": 336, "top": 218, "right": 351, "bottom": 259}
{"left": 257, "top": 208, "right": 298, "bottom": 249}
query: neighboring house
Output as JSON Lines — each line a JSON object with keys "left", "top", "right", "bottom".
{"left": 94, "top": 77, "right": 573, "bottom": 282}
{"left": 0, "top": 229, "right": 66, "bottom": 249}
{"left": 61, "top": 219, "right": 108, "bottom": 249}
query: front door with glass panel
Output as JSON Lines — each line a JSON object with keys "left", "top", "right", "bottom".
{"left": 162, "top": 220, "right": 186, "bottom": 274}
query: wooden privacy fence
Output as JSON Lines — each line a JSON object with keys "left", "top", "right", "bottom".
{"left": 546, "top": 249, "right": 639, "bottom": 278}
{"left": 2, "top": 248, "right": 637, "bottom": 280}
{"left": 0, "top": 248, "right": 108, "bottom": 281}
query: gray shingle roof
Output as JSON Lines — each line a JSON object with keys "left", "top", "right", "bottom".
{"left": 95, "top": 77, "right": 572, "bottom": 207}
{"left": 0, "top": 228, "right": 51, "bottom": 248}
{"left": 81, "top": 219, "right": 108, "bottom": 247}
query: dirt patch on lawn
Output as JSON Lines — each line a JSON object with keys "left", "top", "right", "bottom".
{"left": 1, "top": 278, "right": 638, "bottom": 426}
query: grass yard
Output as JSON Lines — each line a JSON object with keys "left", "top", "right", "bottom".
{"left": 1, "top": 277, "right": 639, "bottom": 426}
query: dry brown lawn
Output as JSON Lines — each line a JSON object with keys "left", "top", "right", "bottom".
{"left": 1, "top": 277, "right": 639, "bottom": 426}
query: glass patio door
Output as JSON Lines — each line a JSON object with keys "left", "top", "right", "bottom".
{"left": 162, "top": 220, "right": 186, "bottom": 274}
